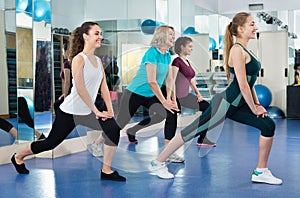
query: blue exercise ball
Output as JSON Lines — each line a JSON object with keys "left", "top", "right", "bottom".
{"left": 209, "top": 37, "right": 217, "bottom": 51}
{"left": 254, "top": 84, "right": 272, "bottom": 108}
{"left": 23, "top": 96, "right": 34, "bottom": 119}
{"left": 219, "top": 35, "right": 224, "bottom": 49}
{"left": 183, "top": 26, "right": 199, "bottom": 34}
{"left": 267, "top": 106, "right": 285, "bottom": 119}
{"left": 33, "top": 1, "right": 51, "bottom": 22}
{"left": 141, "top": 19, "right": 156, "bottom": 34}
{"left": 16, "top": 0, "right": 29, "bottom": 13}
{"left": 24, "top": 0, "right": 32, "bottom": 17}
{"left": 0, "top": 132, "right": 15, "bottom": 146}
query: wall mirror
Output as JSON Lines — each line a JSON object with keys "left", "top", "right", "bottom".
{"left": 32, "top": 0, "right": 52, "bottom": 137}
{"left": 15, "top": 0, "right": 52, "bottom": 142}
{"left": 0, "top": 2, "right": 16, "bottom": 146}
{"left": 16, "top": 0, "right": 35, "bottom": 142}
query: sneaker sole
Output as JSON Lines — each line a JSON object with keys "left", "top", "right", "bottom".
{"left": 251, "top": 178, "right": 282, "bottom": 185}
{"left": 166, "top": 159, "right": 185, "bottom": 163}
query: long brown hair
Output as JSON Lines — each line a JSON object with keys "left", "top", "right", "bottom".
{"left": 68, "top": 21, "right": 99, "bottom": 63}
{"left": 224, "top": 12, "right": 250, "bottom": 80}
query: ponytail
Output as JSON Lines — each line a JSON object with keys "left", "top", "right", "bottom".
{"left": 224, "top": 22, "right": 234, "bottom": 81}
{"left": 69, "top": 27, "right": 84, "bottom": 64}
{"left": 223, "top": 12, "right": 250, "bottom": 81}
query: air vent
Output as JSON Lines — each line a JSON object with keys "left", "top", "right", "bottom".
{"left": 249, "top": 3, "right": 264, "bottom": 11}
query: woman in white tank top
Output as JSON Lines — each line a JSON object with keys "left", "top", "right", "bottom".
{"left": 11, "top": 22, "right": 126, "bottom": 182}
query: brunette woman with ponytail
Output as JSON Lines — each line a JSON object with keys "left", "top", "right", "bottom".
{"left": 11, "top": 21, "right": 126, "bottom": 181}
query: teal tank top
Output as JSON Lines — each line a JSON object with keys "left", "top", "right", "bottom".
{"left": 221, "top": 43, "right": 261, "bottom": 107}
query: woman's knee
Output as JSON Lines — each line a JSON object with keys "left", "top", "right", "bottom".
{"left": 103, "top": 132, "right": 119, "bottom": 146}
{"left": 261, "top": 118, "right": 276, "bottom": 137}
{"left": 199, "top": 100, "right": 210, "bottom": 112}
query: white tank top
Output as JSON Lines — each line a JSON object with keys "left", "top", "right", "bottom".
{"left": 60, "top": 52, "right": 103, "bottom": 115}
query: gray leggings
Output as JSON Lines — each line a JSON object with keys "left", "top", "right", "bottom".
{"left": 181, "top": 94, "right": 275, "bottom": 142}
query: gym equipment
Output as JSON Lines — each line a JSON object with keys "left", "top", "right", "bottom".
{"left": 16, "top": 0, "right": 29, "bottom": 13}
{"left": 33, "top": 1, "right": 51, "bottom": 22}
{"left": 254, "top": 84, "right": 272, "bottom": 108}
{"left": 24, "top": 0, "right": 32, "bottom": 16}
{"left": 183, "top": 26, "right": 199, "bottom": 34}
{"left": 267, "top": 106, "right": 285, "bottom": 118}
{"left": 141, "top": 19, "right": 156, "bottom": 34}
{"left": 22, "top": 96, "right": 34, "bottom": 119}
{"left": 219, "top": 35, "right": 224, "bottom": 49}
{"left": 209, "top": 37, "right": 217, "bottom": 51}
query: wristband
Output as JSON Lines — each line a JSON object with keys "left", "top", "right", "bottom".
{"left": 255, "top": 104, "right": 262, "bottom": 106}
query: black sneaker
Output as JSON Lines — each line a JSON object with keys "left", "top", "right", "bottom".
{"left": 197, "top": 137, "right": 216, "bottom": 147}
{"left": 11, "top": 153, "right": 29, "bottom": 174}
{"left": 126, "top": 131, "right": 138, "bottom": 144}
{"left": 101, "top": 170, "right": 126, "bottom": 182}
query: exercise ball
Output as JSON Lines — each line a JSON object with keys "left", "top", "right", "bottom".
{"left": 219, "top": 35, "right": 224, "bottom": 49}
{"left": 33, "top": 1, "right": 51, "bottom": 22}
{"left": 23, "top": 96, "right": 34, "bottom": 119}
{"left": 141, "top": 19, "right": 156, "bottom": 34}
{"left": 16, "top": 0, "right": 29, "bottom": 13}
{"left": 183, "top": 26, "right": 199, "bottom": 34}
{"left": 209, "top": 37, "right": 217, "bottom": 51}
{"left": 254, "top": 84, "right": 272, "bottom": 108}
{"left": 24, "top": 0, "right": 32, "bottom": 17}
{"left": 267, "top": 106, "right": 285, "bottom": 119}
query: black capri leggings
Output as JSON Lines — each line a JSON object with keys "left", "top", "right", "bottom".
{"left": 31, "top": 108, "right": 120, "bottom": 154}
{"left": 181, "top": 94, "right": 275, "bottom": 142}
{"left": 0, "top": 118, "right": 14, "bottom": 133}
{"left": 116, "top": 89, "right": 178, "bottom": 140}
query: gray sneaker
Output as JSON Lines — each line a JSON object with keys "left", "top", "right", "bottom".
{"left": 91, "top": 143, "right": 103, "bottom": 157}
{"left": 148, "top": 160, "right": 174, "bottom": 179}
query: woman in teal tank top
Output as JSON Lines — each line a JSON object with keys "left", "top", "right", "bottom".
{"left": 148, "top": 12, "right": 282, "bottom": 185}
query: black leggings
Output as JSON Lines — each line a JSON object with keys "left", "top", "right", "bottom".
{"left": 116, "top": 89, "right": 178, "bottom": 140}
{"left": 128, "top": 92, "right": 210, "bottom": 141}
{"left": 31, "top": 108, "right": 120, "bottom": 154}
{"left": 0, "top": 118, "right": 14, "bottom": 133}
{"left": 181, "top": 94, "right": 275, "bottom": 142}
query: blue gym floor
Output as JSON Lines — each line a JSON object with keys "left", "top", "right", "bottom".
{"left": 0, "top": 118, "right": 300, "bottom": 198}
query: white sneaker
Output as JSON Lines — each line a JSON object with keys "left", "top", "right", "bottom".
{"left": 148, "top": 160, "right": 174, "bottom": 179}
{"left": 251, "top": 169, "right": 282, "bottom": 185}
{"left": 91, "top": 143, "right": 103, "bottom": 157}
{"left": 166, "top": 153, "right": 185, "bottom": 163}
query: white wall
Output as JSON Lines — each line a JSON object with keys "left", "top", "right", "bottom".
{"left": 85, "top": 0, "right": 156, "bottom": 21}
{"left": 0, "top": 10, "right": 9, "bottom": 114}
{"left": 52, "top": 0, "right": 85, "bottom": 31}
{"left": 195, "top": 0, "right": 218, "bottom": 13}
{"left": 218, "top": 0, "right": 300, "bottom": 14}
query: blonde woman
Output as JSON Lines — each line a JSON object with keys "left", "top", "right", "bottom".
{"left": 116, "top": 26, "right": 182, "bottom": 166}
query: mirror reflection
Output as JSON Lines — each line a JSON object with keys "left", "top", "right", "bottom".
{"left": 32, "top": 1, "right": 52, "bottom": 138}
{"left": 16, "top": 1, "right": 35, "bottom": 142}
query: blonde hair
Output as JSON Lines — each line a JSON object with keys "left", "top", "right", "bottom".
{"left": 150, "top": 25, "right": 174, "bottom": 48}
{"left": 224, "top": 12, "right": 251, "bottom": 80}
